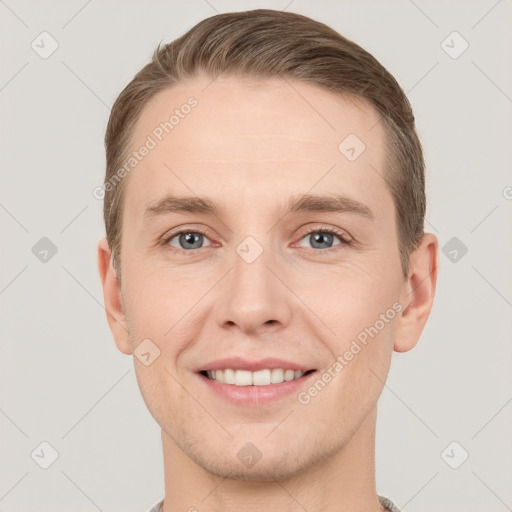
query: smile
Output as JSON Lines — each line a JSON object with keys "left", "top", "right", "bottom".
{"left": 201, "top": 368, "right": 316, "bottom": 386}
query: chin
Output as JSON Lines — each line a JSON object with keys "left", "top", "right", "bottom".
{"left": 203, "top": 457, "right": 310, "bottom": 482}
{"left": 187, "top": 442, "right": 322, "bottom": 483}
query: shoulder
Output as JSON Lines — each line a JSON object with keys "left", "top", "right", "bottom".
{"left": 379, "top": 495, "right": 402, "bottom": 512}
{"left": 145, "top": 498, "right": 164, "bottom": 512}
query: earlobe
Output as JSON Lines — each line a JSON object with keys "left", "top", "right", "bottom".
{"left": 97, "top": 238, "right": 133, "bottom": 355}
{"left": 394, "top": 233, "right": 439, "bottom": 353}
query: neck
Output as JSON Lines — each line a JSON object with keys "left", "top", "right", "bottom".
{"left": 160, "top": 405, "right": 384, "bottom": 512}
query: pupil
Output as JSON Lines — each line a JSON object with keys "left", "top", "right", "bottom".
{"left": 312, "top": 232, "right": 332, "bottom": 249}
{"left": 181, "top": 232, "right": 201, "bottom": 249}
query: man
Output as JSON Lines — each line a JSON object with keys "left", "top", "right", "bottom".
{"left": 97, "top": 9, "right": 438, "bottom": 512}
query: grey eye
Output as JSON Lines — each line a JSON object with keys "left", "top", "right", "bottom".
{"left": 299, "top": 231, "right": 342, "bottom": 250}
{"left": 168, "top": 232, "right": 212, "bottom": 250}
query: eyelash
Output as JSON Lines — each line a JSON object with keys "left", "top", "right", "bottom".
{"left": 295, "top": 225, "right": 352, "bottom": 251}
{"left": 161, "top": 224, "right": 352, "bottom": 255}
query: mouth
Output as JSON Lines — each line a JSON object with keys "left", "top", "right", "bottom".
{"left": 198, "top": 368, "right": 317, "bottom": 386}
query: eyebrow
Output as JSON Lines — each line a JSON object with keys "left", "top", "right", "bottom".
{"left": 143, "top": 193, "right": 374, "bottom": 221}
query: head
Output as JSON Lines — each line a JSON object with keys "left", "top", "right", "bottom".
{"left": 98, "top": 9, "right": 438, "bottom": 480}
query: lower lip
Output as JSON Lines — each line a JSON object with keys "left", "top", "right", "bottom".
{"left": 196, "top": 371, "right": 317, "bottom": 406}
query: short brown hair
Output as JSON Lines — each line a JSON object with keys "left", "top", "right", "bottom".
{"left": 104, "top": 9, "right": 425, "bottom": 278}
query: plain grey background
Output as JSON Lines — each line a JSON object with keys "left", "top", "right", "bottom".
{"left": 1, "top": 1, "right": 511, "bottom": 511}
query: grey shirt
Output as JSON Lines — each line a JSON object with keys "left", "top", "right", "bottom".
{"left": 146, "top": 494, "right": 402, "bottom": 512}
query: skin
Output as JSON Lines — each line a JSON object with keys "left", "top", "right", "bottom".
{"left": 98, "top": 75, "right": 438, "bottom": 512}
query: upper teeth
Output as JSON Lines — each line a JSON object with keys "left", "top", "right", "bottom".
{"left": 207, "top": 368, "right": 304, "bottom": 386}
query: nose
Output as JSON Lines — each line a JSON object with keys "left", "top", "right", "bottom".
{"left": 215, "top": 239, "right": 292, "bottom": 336}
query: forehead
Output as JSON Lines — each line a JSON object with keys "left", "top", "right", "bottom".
{"left": 123, "top": 75, "right": 391, "bottom": 224}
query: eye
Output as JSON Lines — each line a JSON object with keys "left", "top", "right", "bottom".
{"left": 165, "top": 230, "right": 213, "bottom": 251}
{"left": 161, "top": 225, "right": 352, "bottom": 254}
{"left": 296, "top": 225, "right": 352, "bottom": 251}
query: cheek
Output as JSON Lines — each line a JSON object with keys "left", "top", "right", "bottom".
{"left": 320, "top": 313, "right": 396, "bottom": 425}
{"left": 303, "top": 265, "right": 399, "bottom": 396}
{"left": 297, "top": 263, "right": 399, "bottom": 339}
{"left": 132, "top": 357, "right": 189, "bottom": 426}
{"left": 121, "top": 263, "right": 207, "bottom": 371}
{"left": 122, "top": 261, "right": 190, "bottom": 324}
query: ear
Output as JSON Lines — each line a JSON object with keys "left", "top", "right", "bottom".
{"left": 394, "top": 232, "right": 439, "bottom": 353}
{"left": 97, "top": 238, "right": 132, "bottom": 355}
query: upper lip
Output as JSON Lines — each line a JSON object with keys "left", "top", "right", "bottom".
{"left": 195, "top": 357, "right": 315, "bottom": 373}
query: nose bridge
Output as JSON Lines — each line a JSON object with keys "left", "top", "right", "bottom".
{"left": 216, "top": 231, "right": 291, "bottom": 333}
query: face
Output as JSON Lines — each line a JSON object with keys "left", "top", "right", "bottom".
{"left": 107, "top": 76, "right": 411, "bottom": 480}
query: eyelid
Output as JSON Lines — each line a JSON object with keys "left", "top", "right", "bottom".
{"left": 297, "top": 223, "right": 352, "bottom": 243}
